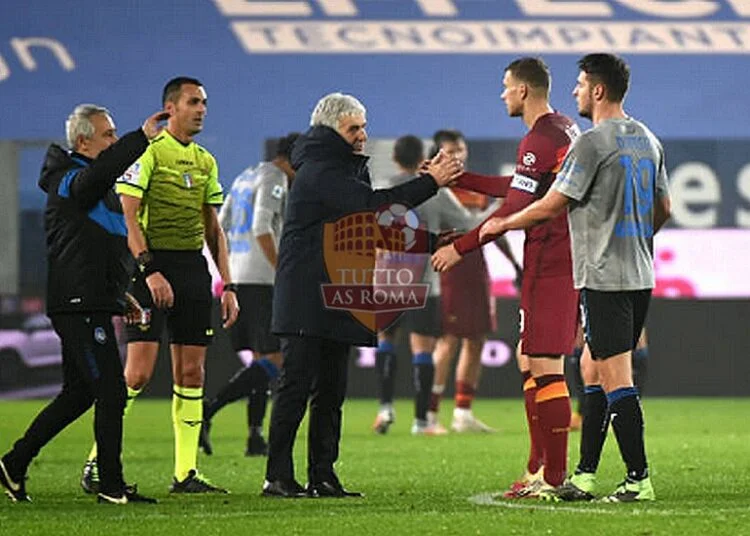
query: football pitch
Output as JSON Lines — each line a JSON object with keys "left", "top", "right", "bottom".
{"left": 1, "top": 398, "right": 749, "bottom": 535}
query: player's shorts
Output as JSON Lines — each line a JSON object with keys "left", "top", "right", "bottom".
{"left": 580, "top": 288, "right": 652, "bottom": 360}
{"left": 230, "top": 284, "right": 280, "bottom": 354}
{"left": 519, "top": 274, "right": 579, "bottom": 357}
{"left": 401, "top": 296, "right": 441, "bottom": 338}
{"left": 440, "top": 249, "right": 492, "bottom": 338}
{"left": 125, "top": 250, "right": 213, "bottom": 346}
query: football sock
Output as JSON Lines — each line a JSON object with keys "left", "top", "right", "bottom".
{"left": 376, "top": 340, "right": 398, "bottom": 406}
{"left": 206, "top": 360, "right": 272, "bottom": 420}
{"left": 412, "top": 352, "right": 434, "bottom": 422}
{"left": 522, "top": 370, "right": 544, "bottom": 474}
{"left": 607, "top": 386, "right": 649, "bottom": 481}
{"left": 87, "top": 386, "right": 140, "bottom": 462}
{"left": 247, "top": 358, "right": 277, "bottom": 431}
{"left": 429, "top": 384, "right": 445, "bottom": 414}
{"left": 535, "top": 374, "right": 571, "bottom": 486}
{"left": 173, "top": 385, "right": 203, "bottom": 481}
{"left": 455, "top": 380, "right": 475, "bottom": 410}
{"left": 577, "top": 385, "right": 608, "bottom": 474}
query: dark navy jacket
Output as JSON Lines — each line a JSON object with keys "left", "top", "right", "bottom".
{"left": 271, "top": 126, "right": 440, "bottom": 346}
{"left": 38, "top": 129, "right": 149, "bottom": 315}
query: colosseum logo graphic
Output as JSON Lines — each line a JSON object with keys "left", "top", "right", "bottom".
{"left": 321, "top": 203, "right": 430, "bottom": 333}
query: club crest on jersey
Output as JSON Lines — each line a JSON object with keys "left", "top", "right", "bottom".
{"left": 183, "top": 173, "right": 193, "bottom": 188}
{"left": 271, "top": 184, "right": 284, "bottom": 200}
{"left": 94, "top": 327, "right": 107, "bottom": 344}
{"left": 522, "top": 152, "right": 537, "bottom": 166}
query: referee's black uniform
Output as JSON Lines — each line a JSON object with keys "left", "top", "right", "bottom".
{"left": 1, "top": 128, "right": 149, "bottom": 498}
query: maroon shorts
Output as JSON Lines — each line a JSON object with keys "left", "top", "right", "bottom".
{"left": 520, "top": 274, "right": 579, "bottom": 356}
{"left": 440, "top": 249, "right": 493, "bottom": 338}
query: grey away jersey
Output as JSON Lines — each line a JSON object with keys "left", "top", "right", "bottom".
{"left": 379, "top": 172, "right": 492, "bottom": 296}
{"left": 553, "top": 118, "right": 669, "bottom": 291}
{"left": 218, "top": 162, "right": 287, "bottom": 285}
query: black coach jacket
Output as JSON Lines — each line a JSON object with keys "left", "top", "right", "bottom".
{"left": 38, "top": 129, "right": 148, "bottom": 315}
{"left": 271, "top": 125, "right": 440, "bottom": 346}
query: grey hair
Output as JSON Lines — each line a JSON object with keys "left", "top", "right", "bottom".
{"left": 310, "top": 92, "right": 366, "bottom": 129}
{"left": 65, "top": 104, "right": 111, "bottom": 149}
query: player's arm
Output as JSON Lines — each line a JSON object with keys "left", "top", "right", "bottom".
{"left": 252, "top": 178, "right": 284, "bottom": 269}
{"left": 478, "top": 135, "right": 597, "bottom": 241}
{"left": 432, "top": 187, "right": 535, "bottom": 272}
{"left": 479, "top": 189, "right": 570, "bottom": 241}
{"left": 120, "top": 194, "right": 174, "bottom": 309}
{"left": 494, "top": 235, "right": 523, "bottom": 285}
{"left": 653, "top": 147, "right": 672, "bottom": 234}
{"left": 433, "top": 132, "right": 565, "bottom": 272}
{"left": 68, "top": 112, "right": 165, "bottom": 209}
{"left": 203, "top": 159, "right": 239, "bottom": 328}
{"left": 452, "top": 171, "right": 512, "bottom": 198}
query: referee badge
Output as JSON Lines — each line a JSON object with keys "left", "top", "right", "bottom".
{"left": 183, "top": 173, "right": 193, "bottom": 188}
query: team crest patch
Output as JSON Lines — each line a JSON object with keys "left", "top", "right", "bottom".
{"left": 94, "top": 327, "right": 107, "bottom": 344}
{"left": 271, "top": 184, "right": 284, "bottom": 200}
{"left": 523, "top": 152, "right": 537, "bottom": 166}
{"left": 183, "top": 173, "right": 193, "bottom": 188}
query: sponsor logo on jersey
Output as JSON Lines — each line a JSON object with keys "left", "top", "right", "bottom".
{"left": 511, "top": 173, "right": 539, "bottom": 194}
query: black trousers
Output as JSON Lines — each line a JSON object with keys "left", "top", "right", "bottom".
{"left": 3, "top": 313, "right": 127, "bottom": 495}
{"left": 265, "top": 335, "right": 350, "bottom": 483}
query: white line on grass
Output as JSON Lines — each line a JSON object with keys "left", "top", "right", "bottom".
{"left": 469, "top": 492, "right": 750, "bottom": 517}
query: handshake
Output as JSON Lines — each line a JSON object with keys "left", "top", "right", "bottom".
{"left": 420, "top": 150, "right": 464, "bottom": 187}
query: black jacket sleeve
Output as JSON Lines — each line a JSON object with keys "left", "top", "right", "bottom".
{"left": 320, "top": 168, "right": 439, "bottom": 214}
{"left": 70, "top": 129, "right": 149, "bottom": 209}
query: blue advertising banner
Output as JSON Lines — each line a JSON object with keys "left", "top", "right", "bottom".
{"left": 1, "top": 1, "right": 748, "bottom": 184}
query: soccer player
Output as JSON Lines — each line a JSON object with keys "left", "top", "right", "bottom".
{"left": 371, "top": 135, "right": 488, "bottom": 436}
{"left": 432, "top": 57, "right": 580, "bottom": 496}
{"left": 199, "top": 132, "right": 300, "bottom": 457}
{"left": 0, "top": 104, "right": 164, "bottom": 504}
{"left": 478, "top": 53, "right": 671, "bottom": 502}
{"left": 428, "top": 130, "right": 521, "bottom": 434}
{"left": 81, "top": 77, "right": 239, "bottom": 494}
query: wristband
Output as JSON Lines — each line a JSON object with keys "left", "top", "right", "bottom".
{"left": 136, "top": 251, "right": 158, "bottom": 277}
{"left": 223, "top": 282, "right": 239, "bottom": 293}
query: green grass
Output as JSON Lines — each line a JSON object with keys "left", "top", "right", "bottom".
{"left": 1, "top": 398, "right": 749, "bottom": 535}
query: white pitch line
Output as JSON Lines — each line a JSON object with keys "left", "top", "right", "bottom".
{"left": 469, "top": 492, "right": 750, "bottom": 517}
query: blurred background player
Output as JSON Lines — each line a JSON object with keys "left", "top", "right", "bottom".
{"left": 428, "top": 130, "right": 522, "bottom": 433}
{"left": 82, "top": 77, "right": 239, "bottom": 495}
{"left": 371, "top": 135, "right": 488, "bottom": 435}
{"left": 433, "top": 57, "right": 580, "bottom": 497}
{"left": 199, "top": 133, "right": 300, "bottom": 457}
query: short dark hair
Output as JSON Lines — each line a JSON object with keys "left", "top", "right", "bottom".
{"left": 276, "top": 132, "right": 301, "bottom": 160}
{"left": 505, "top": 57, "right": 550, "bottom": 94}
{"left": 577, "top": 53, "right": 630, "bottom": 103}
{"left": 162, "top": 77, "right": 203, "bottom": 106}
{"left": 393, "top": 135, "right": 424, "bottom": 170}
{"left": 429, "top": 129, "right": 465, "bottom": 158}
